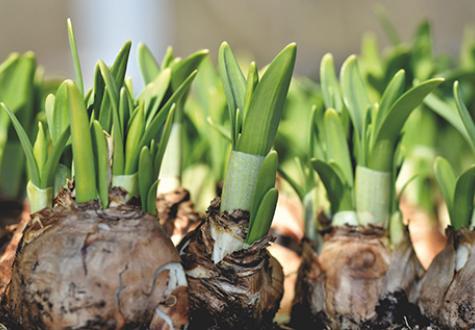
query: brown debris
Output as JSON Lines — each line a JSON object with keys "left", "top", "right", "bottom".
{"left": 2, "top": 195, "right": 189, "bottom": 330}
{"left": 157, "top": 187, "right": 201, "bottom": 245}
{"left": 418, "top": 228, "right": 475, "bottom": 329}
{"left": 179, "top": 198, "right": 284, "bottom": 330}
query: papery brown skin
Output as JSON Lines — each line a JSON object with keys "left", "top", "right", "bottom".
{"left": 0, "top": 210, "right": 30, "bottom": 298}
{"left": 418, "top": 228, "right": 475, "bottom": 329}
{"left": 157, "top": 187, "right": 201, "bottom": 245}
{"left": 400, "top": 198, "right": 447, "bottom": 269}
{"left": 291, "top": 225, "right": 425, "bottom": 329}
{"left": 2, "top": 191, "right": 189, "bottom": 330}
{"left": 179, "top": 198, "right": 284, "bottom": 330}
{"left": 269, "top": 193, "right": 304, "bottom": 323}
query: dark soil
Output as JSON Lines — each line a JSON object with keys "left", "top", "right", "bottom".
{"left": 361, "top": 291, "right": 443, "bottom": 330}
{"left": 0, "top": 200, "right": 23, "bottom": 254}
{"left": 290, "top": 292, "right": 444, "bottom": 329}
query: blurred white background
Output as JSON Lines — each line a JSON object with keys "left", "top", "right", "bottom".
{"left": 0, "top": 0, "right": 474, "bottom": 84}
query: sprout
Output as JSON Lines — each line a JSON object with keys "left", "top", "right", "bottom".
{"left": 218, "top": 42, "right": 296, "bottom": 243}
{"left": 313, "top": 53, "right": 443, "bottom": 227}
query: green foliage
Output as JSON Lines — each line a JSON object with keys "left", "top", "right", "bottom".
{"left": 67, "top": 81, "right": 96, "bottom": 203}
{"left": 0, "top": 52, "right": 38, "bottom": 199}
{"left": 217, "top": 42, "right": 296, "bottom": 242}
{"left": 237, "top": 44, "right": 297, "bottom": 155}
{"left": 435, "top": 157, "right": 475, "bottom": 230}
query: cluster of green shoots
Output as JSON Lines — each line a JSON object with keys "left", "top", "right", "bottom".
{"left": 217, "top": 42, "right": 296, "bottom": 244}
{"left": 2, "top": 20, "right": 206, "bottom": 215}
{"left": 311, "top": 53, "right": 443, "bottom": 229}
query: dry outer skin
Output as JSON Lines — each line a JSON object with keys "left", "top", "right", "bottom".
{"left": 418, "top": 228, "right": 475, "bottom": 329}
{"left": 270, "top": 193, "right": 304, "bottom": 324}
{"left": 179, "top": 198, "right": 284, "bottom": 330}
{"left": 2, "top": 195, "right": 189, "bottom": 330}
{"left": 0, "top": 211, "right": 30, "bottom": 298}
{"left": 157, "top": 187, "right": 201, "bottom": 245}
{"left": 399, "top": 198, "right": 447, "bottom": 269}
{"left": 291, "top": 225, "right": 425, "bottom": 329}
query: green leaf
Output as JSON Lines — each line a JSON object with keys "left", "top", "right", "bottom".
{"left": 170, "top": 49, "right": 209, "bottom": 91}
{"left": 119, "top": 87, "right": 131, "bottom": 134}
{"left": 453, "top": 166, "right": 475, "bottom": 229}
{"left": 93, "top": 64, "right": 107, "bottom": 127}
{"left": 51, "top": 82, "right": 70, "bottom": 144}
{"left": 125, "top": 104, "right": 145, "bottom": 174}
{"left": 252, "top": 150, "right": 277, "bottom": 222}
{"left": 218, "top": 42, "right": 246, "bottom": 145}
{"left": 373, "top": 78, "right": 444, "bottom": 146}
{"left": 237, "top": 43, "right": 296, "bottom": 155}
{"left": 340, "top": 55, "right": 370, "bottom": 138}
{"left": 374, "top": 69, "right": 405, "bottom": 134}
{"left": 66, "top": 80, "right": 96, "bottom": 203}
{"left": 45, "top": 93, "right": 55, "bottom": 136}
{"left": 206, "top": 117, "right": 232, "bottom": 142}
{"left": 142, "top": 70, "right": 197, "bottom": 145}
{"left": 41, "top": 128, "right": 69, "bottom": 188}
{"left": 137, "top": 43, "right": 160, "bottom": 84}
{"left": 92, "top": 121, "right": 109, "bottom": 208}
{"left": 243, "top": 61, "right": 258, "bottom": 119}
{"left": 99, "top": 60, "right": 124, "bottom": 175}
{"left": 434, "top": 157, "right": 456, "bottom": 216}
{"left": 454, "top": 81, "right": 475, "bottom": 150}
{"left": 246, "top": 188, "right": 278, "bottom": 244}
{"left": 139, "top": 68, "right": 171, "bottom": 123}
{"left": 424, "top": 93, "right": 473, "bottom": 149}
{"left": 0, "top": 52, "right": 36, "bottom": 112}
{"left": 311, "top": 159, "right": 345, "bottom": 214}
{"left": 161, "top": 46, "right": 174, "bottom": 70}
{"left": 67, "top": 18, "right": 84, "bottom": 95}
{"left": 1, "top": 103, "right": 40, "bottom": 186}
{"left": 146, "top": 180, "right": 159, "bottom": 215}
{"left": 154, "top": 105, "right": 176, "bottom": 175}
{"left": 110, "top": 41, "right": 131, "bottom": 88}
{"left": 320, "top": 53, "right": 343, "bottom": 111}
{"left": 218, "top": 42, "right": 246, "bottom": 115}
{"left": 33, "top": 122, "right": 48, "bottom": 174}
{"left": 138, "top": 146, "right": 153, "bottom": 211}
{"left": 277, "top": 166, "right": 305, "bottom": 201}
{"left": 374, "top": 4, "right": 401, "bottom": 46}
{"left": 323, "top": 109, "right": 353, "bottom": 185}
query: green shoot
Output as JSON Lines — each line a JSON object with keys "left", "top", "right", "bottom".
{"left": 454, "top": 81, "right": 475, "bottom": 148}
{"left": 1, "top": 103, "right": 40, "bottom": 186}
{"left": 137, "top": 43, "right": 160, "bottom": 85}
{"left": 431, "top": 82, "right": 475, "bottom": 230}
{"left": 217, "top": 42, "right": 296, "bottom": 243}
{"left": 67, "top": 18, "right": 84, "bottom": 95}
{"left": 435, "top": 157, "right": 475, "bottom": 230}
{"left": 237, "top": 43, "right": 297, "bottom": 155}
{"left": 67, "top": 80, "right": 96, "bottom": 203}
{"left": 92, "top": 120, "right": 109, "bottom": 208}
{"left": 312, "top": 53, "right": 442, "bottom": 227}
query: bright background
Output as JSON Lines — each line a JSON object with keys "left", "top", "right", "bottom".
{"left": 1, "top": 0, "right": 474, "bottom": 84}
